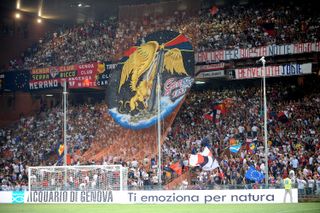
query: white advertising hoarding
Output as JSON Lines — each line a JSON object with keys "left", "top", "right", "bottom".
{"left": 0, "top": 189, "right": 298, "bottom": 204}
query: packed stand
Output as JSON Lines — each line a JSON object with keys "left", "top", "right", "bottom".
{"left": 0, "top": 102, "right": 111, "bottom": 191}
{"left": 1, "top": 77, "right": 320, "bottom": 192}
{"left": 5, "top": 1, "right": 320, "bottom": 70}
{"left": 162, "top": 78, "right": 320, "bottom": 195}
{"left": 6, "top": 17, "right": 117, "bottom": 71}
{"left": 196, "top": 1, "right": 320, "bottom": 51}
{"left": 0, "top": 100, "right": 162, "bottom": 191}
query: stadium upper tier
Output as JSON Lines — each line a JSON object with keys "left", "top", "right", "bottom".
{"left": 4, "top": 0, "right": 320, "bottom": 71}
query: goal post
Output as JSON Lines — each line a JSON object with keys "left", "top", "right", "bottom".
{"left": 28, "top": 165, "right": 128, "bottom": 192}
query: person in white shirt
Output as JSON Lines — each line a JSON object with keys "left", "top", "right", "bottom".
{"left": 131, "top": 158, "right": 139, "bottom": 168}
{"left": 238, "top": 125, "right": 245, "bottom": 137}
{"left": 290, "top": 156, "right": 299, "bottom": 170}
{"left": 251, "top": 125, "right": 259, "bottom": 138}
{"left": 303, "top": 167, "right": 310, "bottom": 176}
{"left": 152, "top": 174, "right": 158, "bottom": 185}
{"left": 306, "top": 176, "right": 315, "bottom": 195}
{"left": 13, "top": 163, "right": 20, "bottom": 178}
{"left": 79, "top": 182, "right": 86, "bottom": 190}
{"left": 85, "top": 174, "right": 90, "bottom": 184}
{"left": 69, "top": 176, "right": 74, "bottom": 188}
{"left": 309, "top": 156, "right": 314, "bottom": 165}
{"left": 50, "top": 178, "right": 56, "bottom": 190}
{"left": 315, "top": 176, "right": 320, "bottom": 195}
{"left": 296, "top": 175, "right": 307, "bottom": 196}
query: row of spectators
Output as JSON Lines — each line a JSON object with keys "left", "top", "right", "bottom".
{"left": 5, "top": 1, "right": 320, "bottom": 70}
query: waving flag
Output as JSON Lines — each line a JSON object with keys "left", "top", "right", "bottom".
{"left": 203, "top": 112, "right": 213, "bottom": 121}
{"left": 214, "top": 110, "right": 221, "bottom": 126}
{"left": 229, "top": 138, "right": 238, "bottom": 146}
{"left": 205, "top": 159, "right": 219, "bottom": 171}
{"left": 189, "top": 147, "right": 219, "bottom": 171}
{"left": 211, "top": 101, "right": 226, "bottom": 126}
{"left": 201, "top": 146, "right": 212, "bottom": 157}
{"left": 213, "top": 103, "right": 226, "bottom": 114}
{"left": 58, "top": 144, "right": 64, "bottom": 157}
{"left": 107, "top": 30, "right": 194, "bottom": 130}
{"left": 245, "top": 166, "right": 265, "bottom": 182}
{"left": 230, "top": 144, "right": 241, "bottom": 153}
{"left": 277, "top": 111, "right": 289, "bottom": 123}
{"left": 229, "top": 138, "right": 241, "bottom": 153}
{"left": 3, "top": 70, "right": 30, "bottom": 91}
{"left": 247, "top": 142, "right": 257, "bottom": 154}
{"left": 55, "top": 144, "right": 64, "bottom": 166}
{"left": 170, "top": 161, "right": 182, "bottom": 175}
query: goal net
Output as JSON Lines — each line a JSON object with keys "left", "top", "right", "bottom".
{"left": 28, "top": 165, "right": 128, "bottom": 191}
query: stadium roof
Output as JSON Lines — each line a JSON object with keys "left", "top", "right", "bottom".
{"left": 0, "top": 0, "right": 186, "bottom": 24}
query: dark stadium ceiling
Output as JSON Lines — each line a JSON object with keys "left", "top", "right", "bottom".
{"left": 1, "top": 0, "right": 196, "bottom": 24}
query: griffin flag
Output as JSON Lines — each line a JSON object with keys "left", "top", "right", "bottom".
{"left": 107, "top": 30, "right": 194, "bottom": 129}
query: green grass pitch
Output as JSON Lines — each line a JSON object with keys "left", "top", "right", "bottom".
{"left": 1, "top": 203, "right": 320, "bottom": 213}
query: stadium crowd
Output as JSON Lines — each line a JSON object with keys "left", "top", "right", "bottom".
{"left": 0, "top": 102, "right": 111, "bottom": 190}
{"left": 162, "top": 78, "right": 320, "bottom": 194}
{"left": 196, "top": 1, "right": 320, "bottom": 51}
{"left": 4, "top": 0, "right": 319, "bottom": 70}
{"left": 1, "top": 77, "right": 319, "bottom": 194}
{"left": 10, "top": 18, "right": 117, "bottom": 70}
{"left": 0, "top": 0, "right": 319, "bottom": 195}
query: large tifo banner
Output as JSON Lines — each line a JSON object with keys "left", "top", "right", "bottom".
{"left": 29, "top": 62, "right": 110, "bottom": 90}
{"left": 196, "top": 42, "right": 320, "bottom": 63}
{"left": 0, "top": 189, "right": 298, "bottom": 204}
{"left": 235, "top": 63, "right": 312, "bottom": 80}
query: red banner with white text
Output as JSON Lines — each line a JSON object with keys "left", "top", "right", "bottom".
{"left": 29, "top": 62, "right": 106, "bottom": 90}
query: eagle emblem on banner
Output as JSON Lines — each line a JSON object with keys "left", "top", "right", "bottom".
{"left": 107, "top": 30, "right": 194, "bottom": 130}
{"left": 118, "top": 41, "right": 187, "bottom": 112}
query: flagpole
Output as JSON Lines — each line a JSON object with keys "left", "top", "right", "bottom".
{"left": 259, "top": 56, "right": 268, "bottom": 188}
{"left": 63, "top": 80, "right": 68, "bottom": 166}
{"left": 63, "top": 80, "right": 68, "bottom": 189}
{"left": 156, "top": 49, "right": 165, "bottom": 187}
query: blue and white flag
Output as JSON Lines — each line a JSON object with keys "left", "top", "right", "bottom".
{"left": 229, "top": 144, "right": 241, "bottom": 153}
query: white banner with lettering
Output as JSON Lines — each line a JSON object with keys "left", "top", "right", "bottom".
{"left": 196, "top": 42, "right": 320, "bottom": 63}
{"left": 0, "top": 189, "right": 298, "bottom": 204}
{"left": 196, "top": 70, "right": 225, "bottom": 79}
{"left": 195, "top": 63, "right": 225, "bottom": 73}
{"left": 235, "top": 63, "right": 312, "bottom": 80}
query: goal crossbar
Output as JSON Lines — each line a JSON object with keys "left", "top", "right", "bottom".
{"left": 28, "top": 165, "right": 128, "bottom": 192}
